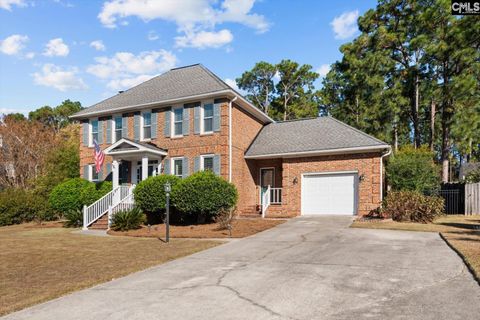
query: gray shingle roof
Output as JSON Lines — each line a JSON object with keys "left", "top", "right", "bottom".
{"left": 72, "top": 64, "right": 230, "bottom": 118}
{"left": 245, "top": 117, "right": 389, "bottom": 157}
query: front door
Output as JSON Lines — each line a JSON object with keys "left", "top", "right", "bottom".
{"left": 260, "top": 168, "right": 274, "bottom": 204}
{"left": 119, "top": 161, "right": 130, "bottom": 185}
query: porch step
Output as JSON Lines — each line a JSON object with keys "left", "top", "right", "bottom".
{"left": 88, "top": 213, "right": 108, "bottom": 230}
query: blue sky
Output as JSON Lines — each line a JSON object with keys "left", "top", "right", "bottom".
{"left": 0, "top": 0, "right": 376, "bottom": 114}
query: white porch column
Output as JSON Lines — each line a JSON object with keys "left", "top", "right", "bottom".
{"left": 142, "top": 156, "right": 149, "bottom": 181}
{"left": 157, "top": 161, "right": 162, "bottom": 176}
{"left": 112, "top": 160, "right": 119, "bottom": 189}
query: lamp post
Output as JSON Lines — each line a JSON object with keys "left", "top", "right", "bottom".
{"left": 164, "top": 182, "right": 171, "bottom": 243}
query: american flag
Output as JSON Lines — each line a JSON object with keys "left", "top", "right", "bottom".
{"left": 93, "top": 140, "right": 105, "bottom": 174}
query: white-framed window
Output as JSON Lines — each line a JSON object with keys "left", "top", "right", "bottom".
{"left": 202, "top": 102, "right": 214, "bottom": 133}
{"left": 172, "top": 157, "right": 183, "bottom": 178}
{"left": 90, "top": 119, "right": 99, "bottom": 145}
{"left": 89, "top": 164, "right": 99, "bottom": 182}
{"left": 172, "top": 107, "right": 183, "bottom": 137}
{"left": 142, "top": 111, "right": 152, "bottom": 140}
{"left": 201, "top": 154, "right": 214, "bottom": 171}
{"left": 136, "top": 160, "right": 159, "bottom": 182}
{"left": 113, "top": 116, "right": 122, "bottom": 143}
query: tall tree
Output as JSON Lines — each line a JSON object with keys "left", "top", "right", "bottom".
{"left": 275, "top": 59, "right": 319, "bottom": 120}
{"left": 236, "top": 62, "right": 277, "bottom": 115}
{"left": 29, "top": 100, "right": 82, "bottom": 133}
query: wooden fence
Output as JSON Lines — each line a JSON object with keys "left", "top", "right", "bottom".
{"left": 465, "top": 183, "right": 480, "bottom": 215}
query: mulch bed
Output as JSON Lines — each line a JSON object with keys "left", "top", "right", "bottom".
{"left": 108, "top": 218, "right": 287, "bottom": 238}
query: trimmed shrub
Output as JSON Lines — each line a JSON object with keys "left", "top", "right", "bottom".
{"left": 111, "top": 207, "right": 145, "bottom": 231}
{"left": 49, "top": 178, "right": 93, "bottom": 214}
{"left": 172, "top": 171, "right": 238, "bottom": 221}
{"left": 383, "top": 191, "right": 444, "bottom": 223}
{"left": 79, "top": 181, "right": 113, "bottom": 207}
{"left": 0, "top": 189, "right": 52, "bottom": 226}
{"left": 133, "top": 175, "right": 180, "bottom": 214}
{"left": 387, "top": 146, "right": 440, "bottom": 193}
{"left": 64, "top": 209, "right": 83, "bottom": 228}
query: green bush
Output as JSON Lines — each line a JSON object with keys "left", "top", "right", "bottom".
{"left": 386, "top": 146, "right": 440, "bottom": 193}
{"left": 172, "top": 171, "right": 238, "bottom": 221}
{"left": 0, "top": 189, "right": 52, "bottom": 226}
{"left": 49, "top": 178, "right": 93, "bottom": 214}
{"left": 64, "top": 209, "right": 83, "bottom": 228}
{"left": 111, "top": 207, "right": 145, "bottom": 231}
{"left": 79, "top": 181, "right": 113, "bottom": 207}
{"left": 383, "top": 191, "right": 444, "bottom": 223}
{"left": 133, "top": 175, "right": 180, "bottom": 214}
{"left": 465, "top": 168, "right": 480, "bottom": 183}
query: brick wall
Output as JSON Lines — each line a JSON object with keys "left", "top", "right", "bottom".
{"left": 274, "top": 153, "right": 382, "bottom": 217}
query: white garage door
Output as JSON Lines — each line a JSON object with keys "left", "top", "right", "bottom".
{"left": 301, "top": 173, "right": 357, "bottom": 215}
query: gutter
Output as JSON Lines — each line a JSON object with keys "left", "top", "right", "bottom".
{"left": 244, "top": 145, "right": 391, "bottom": 159}
{"left": 379, "top": 146, "right": 392, "bottom": 203}
{"left": 228, "top": 96, "right": 238, "bottom": 182}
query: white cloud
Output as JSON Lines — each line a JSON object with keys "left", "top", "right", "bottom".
{"left": 0, "top": 107, "right": 25, "bottom": 114}
{"left": 0, "top": 34, "right": 28, "bottom": 55}
{"left": 316, "top": 64, "right": 331, "bottom": 78}
{"left": 147, "top": 30, "right": 159, "bottom": 41}
{"left": 25, "top": 52, "right": 35, "bottom": 59}
{"left": 87, "top": 50, "right": 177, "bottom": 90}
{"left": 224, "top": 78, "right": 239, "bottom": 91}
{"left": 90, "top": 40, "right": 106, "bottom": 51}
{"left": 331, "top": 10, "right": 359, "bottom": 40}
{"left": 0, "top": 0, "right": 27, "bottom": 11}
{"left": 98, "top": 0, "right": 269, "bottom": 48}
{"left": 175, "top": 29, "right": 233, "bottom": 49}
{"left": 43, "top": 38, "right": 70, "bottom": 57}
{"left": 33, "top": 64, "right": 87, "bottom": 91}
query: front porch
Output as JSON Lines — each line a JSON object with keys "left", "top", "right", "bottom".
{"left": 83, "top": 138, "right": 168, "bottom": 230}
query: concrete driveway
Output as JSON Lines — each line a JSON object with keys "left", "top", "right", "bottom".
{"left": 4, "top": 216, "right": 480, "bottom": 320}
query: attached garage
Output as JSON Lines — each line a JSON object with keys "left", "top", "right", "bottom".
{"left": 301, "top": 172, "right": 358, "bottom": 215}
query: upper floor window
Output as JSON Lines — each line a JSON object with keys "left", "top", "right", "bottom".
{"left": 172, "top": 157, "right": 183, "bottom": 178}
{"left": 114, "top": 116, "right": 122, "bottom": 142}
{"left": 173, "top": 107, "right": 183, "bottom": 137}
{"left": 91, "top": 119, "right": 99, "bottom": 144}
{"left": 202, "top": 103, "right": 214, "bottom": 133}
{"left": 143, "top": 112, "right": 152, "bottom": 140}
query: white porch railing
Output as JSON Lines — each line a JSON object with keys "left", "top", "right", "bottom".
{"left": 82, "top": 185, "right": 130, "bottom": 230}
{"left": 108, "top": 187, "right": 136, "bottom": 228}
{"left": 261, "top": 186, "right": 282, "bottom": 217}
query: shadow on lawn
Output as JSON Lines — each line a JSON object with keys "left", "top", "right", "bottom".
{"left": 437, "top": 222, "right": 480, "bottom": 230}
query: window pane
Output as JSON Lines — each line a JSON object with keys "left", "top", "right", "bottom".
{"left": 92, "top": 167, "right": 99, "bottom": 181}
{"left": 204, "top": 104, "right": 213, "bottom": 117}
{"left": 92, "top": 133, "right": 99, "bottom": 143}
{"left": 115, "top": 117, "right": 122, "bottom": 130}
{"left": 174, "top": 108, "right": 183, "bottom": 121}
{"left": 203, "top": 157, "right": 214, "bottom": 171}
{"left": 174, "top": 122, "right": 182, "bottom": 136}
{"left": 174, "top": 159, "right": 183, "bottom": 176}
{"left": 204, "top": 118, "right": 213, "bottom": 132}
{"left": 115, "top": 130, "right": 122, "bottom": 142}
{"left": 143, "top": 112, "right": 151, "bottom": 126}
{"left": 91, "top": 120, "right": 98, "bottom": 132}
{"left": 144, "top": 126, "right": 151, "bottom": 139}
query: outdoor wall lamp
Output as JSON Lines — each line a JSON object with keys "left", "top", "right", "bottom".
{"left": 359, "top": 174, "right": 365, "bottom": 182}
{"left": 293, "top": 176, "right": 298, "bottom": 184}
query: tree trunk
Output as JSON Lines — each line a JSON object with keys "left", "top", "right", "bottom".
{"left": 283, "top": 95, "right": 288, "bottom": 121}
{"left": 393, "top": 123, "right": 399, "bottom": 151}
{"left": 430, "top": 99, "right": 436, "bottom": 151}
{"left": 412, "top": 73, "right": 420, "bottom": 148}
{"left": 441, "top": 104, "right": 450, "bottom": 183}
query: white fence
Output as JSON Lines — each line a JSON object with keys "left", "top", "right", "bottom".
{"left": 465, "top": 183, "right": 480, "bottom": 215}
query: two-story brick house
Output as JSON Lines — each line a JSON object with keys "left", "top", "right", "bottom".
{"left": 71, "top": 64, "right": 390, "bottom": 229}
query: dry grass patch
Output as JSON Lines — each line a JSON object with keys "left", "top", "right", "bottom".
{"left": 352, "top": 215, "right": 480, "bottom": 281}
{"left": 0, "top": 223, "right": 221, "bottom": 316}
{"left": 108, "top": 218, "right": 287, "bottom": 239}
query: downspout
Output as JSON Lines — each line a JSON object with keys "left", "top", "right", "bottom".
{"left": 379, "top": 147, "right": 392, "bottom": 204}
{"left": 229, "top": 96, "right": 237, "bottom": 183}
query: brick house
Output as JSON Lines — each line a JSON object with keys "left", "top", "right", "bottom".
{"left": 71, "top": 64, "right": 391, "bottom": 229}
